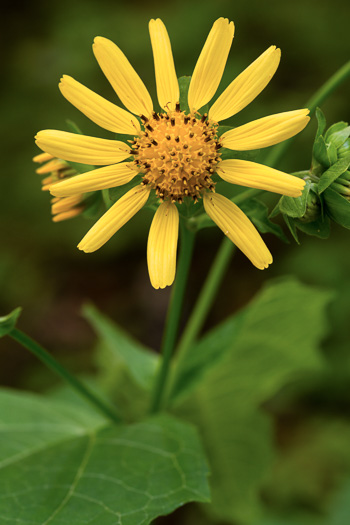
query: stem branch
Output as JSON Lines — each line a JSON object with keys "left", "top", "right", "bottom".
{"left": 10, "top": 328, "right": 121, "bottom": 424}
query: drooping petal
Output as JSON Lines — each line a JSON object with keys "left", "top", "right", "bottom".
{"left": 35, "top": 130, "right": 131, "bottom": 165}
{"left": 78, "top": 184, "right": 150, "bottom": 252}
{"left": 33, "top": 152, "right": 54, "bottom": 163}
{"left": 149, "top": 19, "right": 179, "bottom": 112}
{"left": 50, "top": 163, "right": 138, "bottom": 197}
{"left": 53, "top": 207, "right": 84, "bottom": 222}
{"left": 220, "top": 109, "right": 310, "bottom": 150}
{"left": 59, "top": 75, "right": 141, "bottom": 135}
{"left": 147, "top": 202, "right": 179, "bottom": 289}
{"left": 51, "top": 195, "right": 83, "bottom": 214}
{"left": 188, "top": 18, "right": 235, "bottom": 111}
{"left": 209, "top": 46, "right": 281, "bottom": 122}
{"left": 203, "top": 192, "right": 272, "bottom": 269}
{"left": 93, "top": 36, "right": 153, "bottom": 117}
{"left": 35, "top": 159, "right": 69, "bottom": 175}
{"left": 217, "top": 159, "right": 305, "bottom": 196}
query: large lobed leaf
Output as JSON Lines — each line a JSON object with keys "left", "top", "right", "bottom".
{"left": 0, "top": 389, "right": 210, "bottom": 524}
{"left": 174, "top": 278, "right": 333, "bottom": 524}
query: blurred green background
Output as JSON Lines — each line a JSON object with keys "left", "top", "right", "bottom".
{"left": 1, "top": 0, "right": 350, "bottom": 521}
{"left": 1, "top": 0, "right": 349, "bottom": 388}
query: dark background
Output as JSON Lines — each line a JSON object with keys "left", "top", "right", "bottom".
{"left": 1, "top": 0, "right": 349, "bottom": 390}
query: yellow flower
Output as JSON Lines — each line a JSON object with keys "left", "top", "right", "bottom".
{"left": 33, "top": 152, "right": 85, "bottom": 222}
{"left": 35, "top": 18, "right": 309, "bottom": 289}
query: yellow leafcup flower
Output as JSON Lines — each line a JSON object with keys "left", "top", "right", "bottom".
{"left": 35, "top": 18, "right": 310, "bottom": 289}
{"left": 33, "top": 152, "right": 85, "bottom": 222}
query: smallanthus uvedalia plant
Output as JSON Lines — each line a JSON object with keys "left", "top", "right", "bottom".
{"left": 1, "top": 15, "right": 350, "bottom": 525}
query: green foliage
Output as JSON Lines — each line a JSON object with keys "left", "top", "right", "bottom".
{"left": 239, "top": 200, "right": 288, "bottom": 242}
{"left": 0, "top": 389, "right": 210, "bottom": 524}
{"left": 318, "top": 156, "right": 350, "bottom": 193}
{"left": 0, "top": 307, "right": 21, "bottom": 337}
{"left": 83, "top": 304, "right": 159, "bottom": 421}
{"left": 279, "top": 179, "right": 312, "bottom": 218}
{"left": 83, "top": 304, "right": 158, "bottom": 390}
{"left": 170, "top": 310, "right": 246, "bottom": 403}
{"left": 272, "top": 112, "right": 350, "bottom": 242}
{"left": 108, "top": 175, "right": 143, "bottom": 205}
{"left": 173, "top": 278, "right": 332, "bottom": 524}
{"left": 324, "top": 187, "right": 350, "bottom": 229}
{"left": 178, "top": 76, "right": 191, "bottom": 113}
{"left": 82, "top": 190, "right": 106, "bottom": 220}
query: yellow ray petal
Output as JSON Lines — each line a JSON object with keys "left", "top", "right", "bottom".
{"left": 35, "top": 159, "right": 68, "bottom": 175}
{"left": 59, "top": 75, "right": 141, "bottom": 135}
{"left": 50, "top": 163, "right": 138, "bottom": 197}
{"left": 35, "top": 130, "right": 131, "bottom": 165}
{"left": 51, "top": 195, "right": 83, "bottom": 214}
{"left": 220, "top": 109, "right": 310, "bottom": 150}
{"left": 53, "top": 207, "right": 84, "bottom": 222}
{"left": 217, "top": 159, "right": 305, "bottom": 197}
{"left": 209, "top": 46, "right": 281, "bottom": 122}
{"left": 203, "top": 192, "right": 272, "bottom": 269}
{"left": 147, "top": 202, "right": 179, "bottom": 289}
{"left": 78, "top": 184, "right": 150, "bottom": 252}
{"left": 188, "top": 18, "right": 235, "bottom": 112}
{"left": 149, "top": 19, "right": 179, "bottom": 112}
{"left": 33, "top": 152, "right": 54, "bottom": 163}
{"left": 93, "top": 36, "right": 153, "bottom": 117}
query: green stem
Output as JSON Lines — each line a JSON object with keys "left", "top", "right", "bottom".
{"left": 264, "top": 60, "right": 350, "bottom": 168}
{"left": 10, "top": 328, "right": 121, "bottom": 424}
{"left": 167, "top": 61, "right": 350, "bottom": 390}
{"left": 150, "top": 222, "right": 195, "bottom": 413}
{"left": 174, "top": 238, "right": 235, "bottom": 365}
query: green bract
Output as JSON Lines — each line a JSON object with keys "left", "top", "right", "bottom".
{"left": 0, "top": 307, "right": 21, "bottom": 338}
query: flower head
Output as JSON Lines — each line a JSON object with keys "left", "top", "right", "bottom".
{"left": 35, "top": 18, "right": 309, "bottom": 288}
{"left": 33, "top": 152, "right": 85, "bottom": 222}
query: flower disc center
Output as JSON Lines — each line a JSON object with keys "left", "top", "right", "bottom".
{"left": 132, "top": 106, "right": 221, "bottom": 203}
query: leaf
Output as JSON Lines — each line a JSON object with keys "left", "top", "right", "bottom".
{"left": 219, "top": 147, "right": 261, "bottom": 161}
{"left": 0, "top": 388, "right": 210, "bottom": 524}
{"left": 0, "top": 307, "right": 21, "bottom": 337}
{"left": 108, "top": 175, "right": 143, "bottom": 204}
{"left": 174, "top": 278, "right": 332, "bottom": 524}
{"left": 82, "top": 304, "right": 159, "bottom": 391}
{"left": 279, "top": 179, "right": 312, "bottom": 218}
{"left": 318, "top": 155, "right": 350, "bottom": 193}
{"left": 325, "top": 122, "right": 350, "bottom": 149}
{"left": 178, "top": 76, "right": 191, "bottom": 113}
{"left": 327, "top": 141, "right": 338, "bottom": 165}
{"left": 295, "top": 214, "right": 331, "bottom": 239}
{"left": 283, "top": 213, "right": 300, "bottom": 243}
{"left": 240, "top": 199, "right": 289, "bottom": 242}
{"left": 313, "top": 135, "right": 331, "bottom": 168}
{"left": 170, "top": 310, "right": 247, "bottom": 403}
{"left": 82, "top": 190, "right": 105, "bottom": 220}
{"left": 314, "top": 108, "right": 327, "bottom": 141}
{"left": 324, "top": 187, "right": 350, "bottom": 229}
